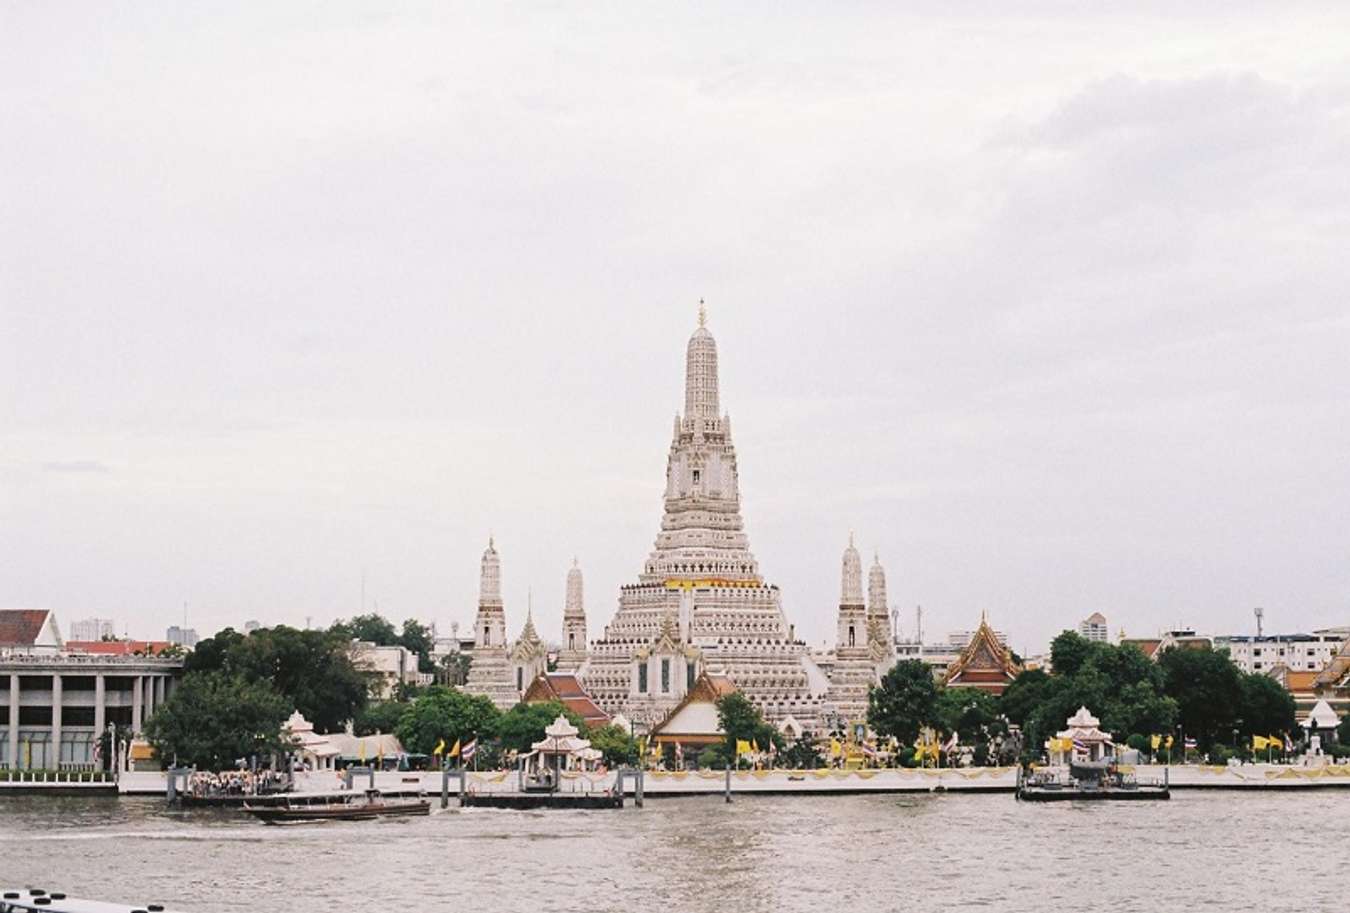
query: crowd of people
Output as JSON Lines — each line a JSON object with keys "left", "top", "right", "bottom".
{"left": 185, "top": 768, "right": 286, "bottom": 797}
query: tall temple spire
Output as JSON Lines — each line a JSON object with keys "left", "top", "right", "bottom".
{"left": 868, "top": 553, "right": 888, "bottom": 617}
{"left": 640, "top": 303, "right": 757, "bottom": 585}
{"left": 684, "top": 305, "right": 720, "bottom": 421}
{"left": 840, "top": 534, "right": 863, "bottom": 605}
{"left": 558, "top": 558, "right": 589, "bottom": 670}
{"left": 565, "top": 558, "right": 584, "bottom": 614}
{"left": 479, "top": 536, "right": 502, "bottom": 605}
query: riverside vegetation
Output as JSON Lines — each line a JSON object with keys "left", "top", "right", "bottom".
{"left": 143, "top": 618, "right": 1347, "bottom": 771}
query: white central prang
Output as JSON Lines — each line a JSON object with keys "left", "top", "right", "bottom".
{"left": 583, "top": 308, "right": 826, "bottom": 727}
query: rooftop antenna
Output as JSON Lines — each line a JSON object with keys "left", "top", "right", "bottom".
{"left": 1254, "top": 606, "right": 1265, "bottom": 639}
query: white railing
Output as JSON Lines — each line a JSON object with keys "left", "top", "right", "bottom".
{"left": 0, "top": 652, "right": 183, "bottom": 668}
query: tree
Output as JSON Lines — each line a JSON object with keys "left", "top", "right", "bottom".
{"left": 440, "top": 652, "right": 472, "bottom": 687}
{"left": 144, "top": 671, "right": 288, "bottom": 770}
{"left": 495, "top": 700, "right": 587, "bottom": 754}
{"left": 1005, "top": 638, "right": 1177, "bottom": 760}
{"left": 184, "top": 625, "right": 369, "bottom": 733}
{"left": 1159, "top": 646, "right": 1243, "bottom": 749}
{"left": 355, "top": 700, "right": 412, "bottom": 736}
{"left": 398, "top": 618, "right": 436, "bottom": 673}
{"left": 715, "top": 692, "right": 781, "bottom": 764}
{"left": 394, "top": 686, "right": 501, "bottom": 756}
{"left": 183, "top": 628, "right": 246, "bottom": 675}
{"left": 588, "top": 724, "right": 639, "bottom": 767}
{"left": 333, "top": 613, "right": 398, "bottom": 646}
{"left": 867, "top": 660, "right": 938, "bottom": 745}
{"left": 232, "top": 626, "right": 369, "bottom": 733}
{"left": 1238, "top": 673, "right": 1296, "bottom": 740}
{"left": 1049, "top": 630, "right": 1095, "bottom": 678}
{"left": 781, "top": 737, "right": 824, "bottom": 770}
{"left": 934, "top": 688, "right": 1006, "bottom": 746}
{"left": 999, "top": 668, "right": 1051, "bottom": 728}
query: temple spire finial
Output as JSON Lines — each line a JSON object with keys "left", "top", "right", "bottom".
{"left": 698, "top": 298, "right": 706, "bottom": 328}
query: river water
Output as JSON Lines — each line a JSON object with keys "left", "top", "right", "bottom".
{"left": 1, "top": 792, "right": 1345, "bottom": 912}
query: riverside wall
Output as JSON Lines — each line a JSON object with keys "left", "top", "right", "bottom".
{"left": 110, "top": 762, "right": 1350, "bottom": 797}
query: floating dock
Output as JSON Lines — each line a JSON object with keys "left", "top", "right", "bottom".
{"left": 460, "top": 792, "right": 623, "bottom": 810}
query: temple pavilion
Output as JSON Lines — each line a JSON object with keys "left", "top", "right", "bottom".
{"left": 943, "top": 615, "right": 1021, "bottom": 696}
{"left": 648, "top": 672, "right": 737, "bottom": 756}
{"left": 1047, "top": 706, "right": 1115, "bottom": 765}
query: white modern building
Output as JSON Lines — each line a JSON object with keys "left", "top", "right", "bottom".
{"left": 1216, "top": 628, "right": 1350, "bottom": 674}
{"left": 68, "top": 618, "right": 115, "bottom": 642}
{"left": 165, "top": 626, "right": 199, "bottom": 647}
{"left": 349, "top": 640, "right": 427, "bottom": 700}
{"left": 1, "top": 610, "right": 183, "bottom": 770}
{"left": 1079, "top": 612, "right": 1109, "bottom": 643}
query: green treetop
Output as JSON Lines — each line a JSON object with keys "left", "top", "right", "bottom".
{"left": 867, "top": 659, "right": 938, "bottom": 745}
{"left": 144, "top": 670, "right": 289, "bottom": 770}
{"left": 394, "top": 686, "right": 502, "bottom": 756}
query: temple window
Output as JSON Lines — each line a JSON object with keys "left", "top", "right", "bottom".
{"left": 638, "top": 664, "right": 648, "bottom": 693}
{"left": 484, "top": 627, "right": 490, "bottom": 646}
{"left": 692, "top": 470, "right": 701, "bottom": 484}
{"left": 848, "top": 625, "right": 856, "bottom": 647}
{"left": 686, "top": 663, "right": 695, "bottom": 693}
{"left": 568, "top": 633, "right": 575, "bottom": 650}
{"left": 661, "top": 659, "right": 671, "bottom": 693}
{"left": 516, "top": 667, "right": 523, "bottom": 691}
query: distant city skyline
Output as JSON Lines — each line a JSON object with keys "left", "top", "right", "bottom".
{"left": 3, "top": 5, "right": 1348, "bottom": 656}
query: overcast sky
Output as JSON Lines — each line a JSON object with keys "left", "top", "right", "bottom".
{"left": 3, "top": 3, "right": 1348, "bottom": 656}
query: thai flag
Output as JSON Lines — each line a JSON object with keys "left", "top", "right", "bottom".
{"left": 461, "top": 739, "right": 478, "bottom": 761}
{"left": 1184, "top": 737, "right": 1197, "bottom": 750}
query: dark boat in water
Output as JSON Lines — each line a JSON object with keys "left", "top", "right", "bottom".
{"left": 243, "top": 789, "right": 431, "bottom": 824}
{"left": 1017, "top": 761, "right": 1170, "bottom": 801}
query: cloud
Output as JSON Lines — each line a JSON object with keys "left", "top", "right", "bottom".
{"left": 41, "top": 460, "right": 111, "bottom": 473}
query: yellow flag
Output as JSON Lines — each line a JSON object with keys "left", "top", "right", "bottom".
{"left": 449, "top": 739, "right": 461, "bottom": 758}
{"left": 433, "top": 738, "right": 446, "bottom": 756}
{"left": 1252, "top": 735, "right": 1269, "bottom": 751}
{"left": 736, "top": 739, "right": 752, "bottom": 756}
{"left": 1268, "top": 735, "right": 1283, "bottom": 750}
{"left": 751, "top": 740, "right": 760, "bottom": 754}
{"left": 1164, "top": 735, "right": 1174, "bottom": 749}
{"left": 1150, "top": 734, "right": 1161, "bottom": 751}
{"left": 829, "top": 738, "right": 842, "bottom": 758}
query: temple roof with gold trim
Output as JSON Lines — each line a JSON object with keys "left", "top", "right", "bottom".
{"left": 943, "top": 615, "right": 1021, "bottom": 694}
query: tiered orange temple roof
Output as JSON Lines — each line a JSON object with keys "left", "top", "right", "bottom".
{"left": 522, "top": 672, "right": 610, "bottom": 728}
{"left": 943, "top": 616, "right": 1020, "bottom": 695}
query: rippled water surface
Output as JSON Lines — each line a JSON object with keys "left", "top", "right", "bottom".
{"left": 2, "top": 792, "right": 1346, "bottom": 912}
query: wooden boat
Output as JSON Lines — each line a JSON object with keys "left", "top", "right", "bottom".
{"left": 243, "top": 789, "right": 430, "bottom": 824}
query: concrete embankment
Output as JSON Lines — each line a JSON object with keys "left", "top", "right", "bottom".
{"left": 108, "top": 762, "right": 1350, "bottom": 799}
